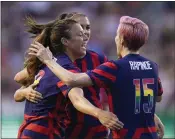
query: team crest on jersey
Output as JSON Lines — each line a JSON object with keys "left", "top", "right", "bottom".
{"left": 34, "top": 70, "right": 45, "bottom": 84}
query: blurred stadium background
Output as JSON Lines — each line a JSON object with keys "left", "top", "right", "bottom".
{"left": 1, "top": 1, "right": 175, "bottom": 138}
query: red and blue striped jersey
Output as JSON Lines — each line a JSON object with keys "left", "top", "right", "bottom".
{"left": 64, "top": 50, "right": 109, "bottom": 138}
{"left": 87, "top": 54, "right": 163, "bottom": 139}
{"left": 22, "top": 53, "right": 79, "bottom": 138}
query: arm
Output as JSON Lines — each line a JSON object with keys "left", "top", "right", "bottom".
{"left": 68, "top": 87, "right": 102, "bottom": 117}
{"left": 99, "top": 88, "right": 109, "bottom": 111}
{"left": 45, "top": 59, "right": 92, "bottom": 87}
{"left": 154, "top": 114, "right": 164, "bottom": 139}
{"left": 14, "top": 86, "right": 27, "bottom": 102}
{"left": 29, "top": 42, "right": 93, "bottom": 87}
{"left": 155, "top": 77, "right": 164, "bottom": 138}
{"left": 68, "top": 87, "right": 124, "bottom": 130}
{"left": 156, "top": 96, "right": 162, "bottom": 102}
{"left": 29, "top": 42, "right": 116, "bottom": 88}
{"left": 156, "top": 78, "right": 163, "bottom": 102}
{"left": 14, "top": 68, "right": 29, "bottom": 85}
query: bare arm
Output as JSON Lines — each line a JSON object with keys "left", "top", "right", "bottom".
{"left": 14, "top": 86, "right": 27, "bottom": 102}
{"left": 154, "top": 114, "right": 164, "bottom": 139}
{"left": 45, "top": 59, "right": 92, "bottom": 87}
{"left": 156, "top": 96, "right": 162, "bottom": 102}
{"left": 68, "top": 87, "right": 101, "bottom": 117}
{"left": 14, "top": 68, "right": 29, "bottom": 85}
{"left": 68, "top": 87, "right": 124, "bottom": 130}
{"left": 28, "top": 42, "right": 93, "bottom": 87}
{"left": 99, "top": 88, "right": 109, "bottom": 111}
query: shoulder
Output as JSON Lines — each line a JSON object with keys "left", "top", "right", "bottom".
{"left": 100, "top": 60, "right": 118, "bottom": 70}
{"left": 87, "top": 50, "right": 108, "bottom": 63}
{"left": 112, "top": 58, "right": 125, "bottom": 66}
{"left": 55, "top": 53, "right": 73, "bottom": 66}
{"left": 54, "top": 53, "right": 80, "bottom": 71}
{"left": 140, "top": 55, "right": 158, "bottom": 68}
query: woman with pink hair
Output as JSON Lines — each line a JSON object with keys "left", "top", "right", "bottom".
{"left": 30, "top": 16, "right": 164, "bottom": 139}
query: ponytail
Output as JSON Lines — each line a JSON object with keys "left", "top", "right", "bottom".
{"left": 25, "top": 16, "right": 55, "bottom": 37}
{"left": 24, "top": 27, "right": 52, "bottom": 86}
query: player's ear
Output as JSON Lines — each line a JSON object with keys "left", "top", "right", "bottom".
{"left": 61, "top": 37, "right": 69, "bottom": 46}
{"left": 120, "top": 36, "right": 125, "bottom": 48}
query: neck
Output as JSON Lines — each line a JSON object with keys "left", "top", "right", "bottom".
{"left": 121, "top": 48, "right": 139, "bottom": 58}
{"left": 64, "top": 51, "right": 76, "bottom": 62}
{"left": 65, "top": 50, "right": 85, "bottom": 62}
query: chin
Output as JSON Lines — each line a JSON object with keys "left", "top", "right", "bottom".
{"left": 79, "top": 50, "right": 86, "bottom": 58}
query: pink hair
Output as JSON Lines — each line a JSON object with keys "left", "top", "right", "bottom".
{"left": 118, "top": 16, "right": 149, "bottom": 51}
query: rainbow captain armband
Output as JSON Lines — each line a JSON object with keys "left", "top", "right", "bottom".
{"left": 34, "top": 79, "right": 39, "bottom": 85}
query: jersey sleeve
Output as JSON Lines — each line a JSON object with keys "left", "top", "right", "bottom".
{"left": 158, "top": 77, "right": 163, "bottom": 96}
{"left": 98, "top": 53, "right": 108, "bottom": 64}
{"left": 56, "top": 64, "right": 80, "bottom": 97}
{"left": 86, "top": 61, "right": 117, "bottom": 89}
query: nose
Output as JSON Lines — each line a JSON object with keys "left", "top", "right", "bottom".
{"left": 83, "top": 33, "right": 88, "bottom": 41}
{"left": 84, "top": 29, "right": 89, "bottom": 36}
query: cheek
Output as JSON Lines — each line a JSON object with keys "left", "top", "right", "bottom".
{"left": 70, "top": 38, "right": 82, "bottom": 48}
{"left": 85, "top": 30, "right": 91, "bottom": 38}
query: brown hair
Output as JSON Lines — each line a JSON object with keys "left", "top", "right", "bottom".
{"left": 24, "top": 17, "right": 77, "bottom": 86}
{"left": 24, "top": 12, "right": 86, "bottom": 37}
{"left": 118, "top": 16, "right": 149, "bottom": 51}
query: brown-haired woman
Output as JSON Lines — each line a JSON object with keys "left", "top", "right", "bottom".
{"left": 16, "top": 18, "right": 121, "bottom": 139}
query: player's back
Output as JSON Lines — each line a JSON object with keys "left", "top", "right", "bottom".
{"left": 21, "top": 53, "right": 76, "bottom": 138}
{"left": 111, "top": 54, "right": 159, "bottom": 139}
{"left": 24, "top": 54, "right": 74, "bottom": 116}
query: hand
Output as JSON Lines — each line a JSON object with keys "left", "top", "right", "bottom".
{"left": 97, "top": 109, "right": 124, "bottom": 130}
{"left": 29, "top": 41, "right": 53, "bottom": 64}
{"left": 154, "top": 114, "right": 164, "bottom": 139}
{"left": 22, "top": 83, "right": 43, "bottom": 103}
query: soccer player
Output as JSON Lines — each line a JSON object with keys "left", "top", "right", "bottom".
{"left": 30, "top": 16, "right": 164, "bottom": 139}
{"left": 15, "top": 13, "right": 164, "bottom": 138}
{"left": 16, "top": 19, "right": 120, "bottom": 139}
{"left": 15, "top": 13, "right": 116, "bottom": 138}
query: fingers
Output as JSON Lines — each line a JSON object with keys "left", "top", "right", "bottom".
{"left": 158, "top": 124, "right": 164, "bottom": 139}
{"left": 34, "top": 41, "right": 42, "bottom": 46}
{"left": 31, "top": 43, "right": 40, "bottom": 50}
{"left": 28, "top": 95, "right": 42, "bottom": 103}
{"left": 108, "top": 117, "right": 124, "bottom": 130}
{"left": 29, "top": 47, "right": 39, "bottom": 53}
{"left": 34, "top": 41, "right": 45, "bottom": 49}
{"left": 116, "top": 119, "right": 124, "bottom": 128}
{"left": 31, "top": 90, "right": 43, "bottom": 99}
{"left": 28, "top": 52, "right": 37, "bottom": 56}
{"left": 28, "top": 98, "right": 38, "bottom": 104}
{"left": 26, "top": 89, "right": 43, "bottom": 103}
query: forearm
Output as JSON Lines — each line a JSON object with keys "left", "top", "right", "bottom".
{"left": 14, "top": 86, "right": 26, "bottom": 102}
{"left": 100, "top": 88, "right": 109, "bottom": 111}
{"left": 68, "top": 88, "right": 101, "bottom": 118}
{"left": 14, "top": 68, "right": 30, "bottom": 86}
{"left": 74, "top": 95, "right": 101, "bottom": 117}
{"left": 45, "top": 59, "right": 76, "bottom": 85}
{"left": 45, "top": 59, "right": 92, "bottom": 87}
{"left": 154, "top": 114, "right": 160, "bottom": 121}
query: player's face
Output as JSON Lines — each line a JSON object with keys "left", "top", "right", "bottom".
{"left": 67, "top": 23, "right": 88, "bottom": 58}
{"left": 73, "top": 16, "right": 91, "bottom": 46}
{"left": 115, "top": 28, "right": 122, "bottom": 59}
